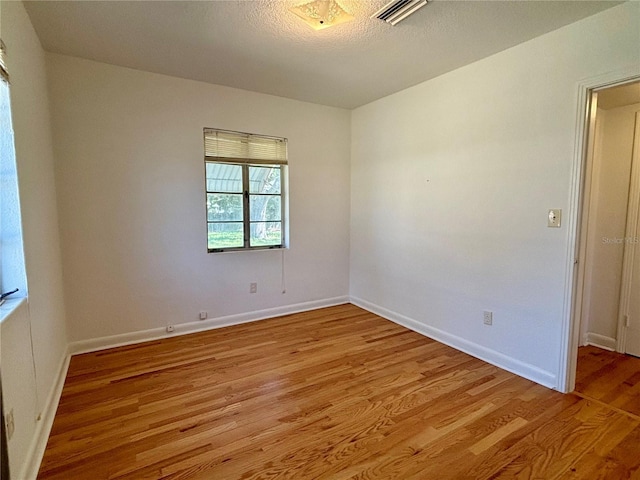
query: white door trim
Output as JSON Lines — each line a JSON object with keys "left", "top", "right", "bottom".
{"left": 576, "top": 90, "right": 599, "bottom": 349}
{"left": 559, "top": 65, "right": 640, "bottom": 393}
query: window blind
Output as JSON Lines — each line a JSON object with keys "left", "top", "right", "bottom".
{"left": 204, "top": 128, "right": 287, "bottom": 165}
{"left": 0, "top": 40, "right": 8, "bottom": 83}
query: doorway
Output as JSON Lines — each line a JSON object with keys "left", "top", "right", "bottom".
{"left": 579, "top": 82, "right": 640, "bottom": 356}
{"left": 573, "top": 81, "right": 640, "bottom": 413}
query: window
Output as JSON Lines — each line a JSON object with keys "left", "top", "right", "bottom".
{"left": 0, "top": 39, "right": 27, "bottom": 300}
{"left": 204, "top": 128, "right": 287, "bottom": 252}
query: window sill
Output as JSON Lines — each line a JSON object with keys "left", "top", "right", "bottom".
{"left": 208, "top": 245, "right": 287, "bottom": 254}
{"left": 0, "top": 296, "right": 27, "bottom": 326}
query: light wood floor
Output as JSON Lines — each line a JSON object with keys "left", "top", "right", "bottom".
{"left": 38, "top": 304, "right": 640, "bottom": 479}
{"left": 575, "top": 345, "right": 640, "bottom": 418}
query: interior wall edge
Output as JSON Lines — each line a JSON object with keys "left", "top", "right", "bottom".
{"left": 351, "top": 296, "right": 557, "bottom": 390}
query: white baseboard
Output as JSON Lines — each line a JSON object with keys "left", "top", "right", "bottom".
{"left": 584, "top": 332, "right": 616, "bottom": 351}
{"left": 69, "top": 296, "right": 350, "bottom": 355}
{"left": 350, "top": 296, "right": 557, "bottom": 390}
{"left": 20, "top": 350, "right": 70, "bottom": 480}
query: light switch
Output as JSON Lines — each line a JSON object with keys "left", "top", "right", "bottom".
{"left": 548, "top": 209, "right": 562, "bottom": 228}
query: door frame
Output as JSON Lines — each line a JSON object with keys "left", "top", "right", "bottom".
{"left": 617, "top": 112, "right": 640, "bottom": 354}
{"left": 559, "top": 66, "right": 640, "bottom": 393}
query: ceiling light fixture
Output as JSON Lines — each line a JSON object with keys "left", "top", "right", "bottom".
{"left": 289, "top": 0, "right": 355, "bottom": 31}
{"left": 372, "top": 0, "right": 428, "bottom": 26}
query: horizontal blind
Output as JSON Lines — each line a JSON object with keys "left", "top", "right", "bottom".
{"left": 0, "top": 40, "right": 8, "bottom": 83}
{"left": 204, "top": 128, "right": 287, "bottom": 165}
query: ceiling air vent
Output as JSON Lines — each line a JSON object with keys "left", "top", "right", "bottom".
{"left": 371, "top": 0, "right": 428, "bottom": 25}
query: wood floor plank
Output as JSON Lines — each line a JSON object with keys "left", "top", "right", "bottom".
{"left": 38, "top": 305, "right": 640, "bottom": 479}
{"left": 575, "top": 346, "right": 640, "bottom": 417}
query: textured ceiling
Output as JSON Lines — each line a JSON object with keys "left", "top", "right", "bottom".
{"left": 25, "top": 0, "right": 622, "bottom": 109}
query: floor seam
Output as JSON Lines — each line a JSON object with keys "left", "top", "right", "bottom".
{"left": 571, "top": 390, "right": 640, "bottom": 422}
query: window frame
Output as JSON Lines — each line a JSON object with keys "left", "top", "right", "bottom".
{"left": 0, "top": 39, "right": 27, "bottom": 300}
{"left": 204, "top": 128, "right": 288, "bottom": 253}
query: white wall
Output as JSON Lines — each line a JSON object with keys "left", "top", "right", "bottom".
{"left": 350, "top": 2, "right": 640, "bottom": 389}
{"left": 584, "top": 102, "right": 640, "bottom": 346}
{"left": 46, "top": 54, "right": 351, "bottom": 343}
{"left": 1, "top": 1, "right": 68, "bottom": 477}
{"left": 0, "top": 300, "right": 38, "bottom": 477}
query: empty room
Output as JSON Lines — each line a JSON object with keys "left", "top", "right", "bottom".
{"left": 0, "top": 0, "right": 639, "bottom": 478}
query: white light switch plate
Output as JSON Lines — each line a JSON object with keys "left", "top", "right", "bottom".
{"left": 548, "top": 209, "right": 562, "bottom": 228}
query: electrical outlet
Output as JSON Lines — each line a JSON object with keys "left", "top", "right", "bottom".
{"left": 548, "top": 209, "right": 562, "bottom": 228}
{"left": 166, "top": 325, "right": 175, "bottom": 333}
{"left": 5, "top": 409, "right": 15, "bottom": 440}
{"left": 483, "top": 311, "right": 493, "bottom": 326}
{"left": 250, "top": 282, "right": 257, "bottom": 294}
{"left": 199, "top": 311, "right": 208, "bottom": 320}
